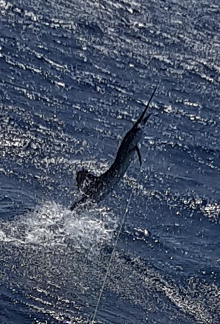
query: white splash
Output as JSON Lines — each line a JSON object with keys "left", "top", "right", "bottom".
{"left": 0, "top": 201, "right": 118, "bottom": 252}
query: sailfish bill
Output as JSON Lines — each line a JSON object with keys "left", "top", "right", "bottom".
{"left": 70, "top": 87, "right": 157, "bottom": 211}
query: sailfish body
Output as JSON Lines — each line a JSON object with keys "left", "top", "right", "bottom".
{"left": 70, "top": 87, "right": 157, "bottom": 211}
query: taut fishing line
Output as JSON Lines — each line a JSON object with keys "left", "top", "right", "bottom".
{"left": 90, "top": 85, "right": 157, "bottom": 323}
{"left": 90, "top": 172, "right": 141, "bottom": 324}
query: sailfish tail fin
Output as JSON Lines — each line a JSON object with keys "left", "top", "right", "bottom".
{"left": 134, "top": 86, "right": 157, "bottom": 127}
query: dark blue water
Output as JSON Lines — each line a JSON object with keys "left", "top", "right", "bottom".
{"left": 0, "top": 0, "right": 220, "bottom": 323}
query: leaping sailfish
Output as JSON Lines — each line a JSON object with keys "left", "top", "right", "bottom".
{"left": 70, "top": 87, "right": 157, "bottom": 211}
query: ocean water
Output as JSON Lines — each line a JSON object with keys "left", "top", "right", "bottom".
{"left": 0, "top": 0, "right": 220, "bottom": 323}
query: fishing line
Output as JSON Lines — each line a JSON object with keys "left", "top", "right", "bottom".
{"left": 90, "top": 86, "right": 158, "bottom": 323}
{"left": 90, "top": 173, "right": 140, "bottom": 324}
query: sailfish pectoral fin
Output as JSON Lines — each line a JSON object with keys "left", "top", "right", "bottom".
{"left": 141, "top": 113, "right": 151, "bottom": 126}
{"left": 135, "top": 145, "right": 142, "bottom": 166}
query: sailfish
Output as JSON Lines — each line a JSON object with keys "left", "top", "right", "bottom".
{"left": 70, "top": 87, "right": 157, "bottom": 211}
